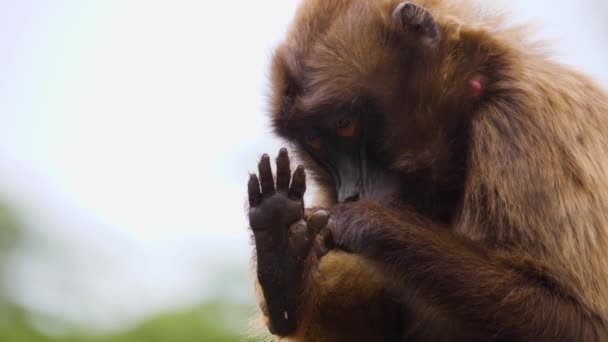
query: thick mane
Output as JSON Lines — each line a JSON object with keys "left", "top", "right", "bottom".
{"left": 460, "top": 57, "right": 608, "bottom": 314}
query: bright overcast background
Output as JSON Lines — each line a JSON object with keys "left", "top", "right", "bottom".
{"left": 0, "top": 0, "right": 606, "bottom": 339}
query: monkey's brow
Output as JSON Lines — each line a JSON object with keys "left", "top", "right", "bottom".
{"left": 297, "top": 97, "right": 361, "bottom": 118}
{"left": 281, "top": 114, "right": 323, "bottom": 132}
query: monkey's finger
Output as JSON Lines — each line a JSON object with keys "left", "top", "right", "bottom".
{"left": 248, "top": 174, "right": 262, "bottom": 207}
{"left": 276, "top": 148, "right": 291, "bottom": 192}
{"left": 307, "top": 210, "right": 329, "bottom": 235}
{"left": 320, "top": 228, "right": 334, "bottom": 247}
{"left": 289, "top": 165, "right": 306, "bottom": 200}
{"left": 316, "top": 228, "right": 335, "bottom": 258}
{"left": 258, "top": 154, "right": 275, "bottom": 197}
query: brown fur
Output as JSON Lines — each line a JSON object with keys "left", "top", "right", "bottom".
{"left": 253, "top": 0, "right": 608, "bottom": 340}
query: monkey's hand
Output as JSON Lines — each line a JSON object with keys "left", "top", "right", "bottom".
{"left": 326, "top": 201, "right": 410, "bottom": 256}
{"left": 248, "top": 148, "right": 329, "bottom": 336}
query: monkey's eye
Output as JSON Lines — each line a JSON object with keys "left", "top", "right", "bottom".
{"left": 303, "top": 132, "right": 323, "bottom": 149}
{"left": 335, "top": 118, "right": 358, "bottom": 137}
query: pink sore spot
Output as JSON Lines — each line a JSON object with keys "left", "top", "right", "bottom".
{"left": 468, "top": 79, "right": 483, "bottom": 95}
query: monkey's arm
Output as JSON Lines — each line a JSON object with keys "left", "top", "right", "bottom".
{"left": 329, "top": 201, "right": 608, "bottom": 341}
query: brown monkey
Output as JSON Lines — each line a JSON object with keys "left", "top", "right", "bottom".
{"left": 247, "top": 0, "right": 608, "bottom": 341}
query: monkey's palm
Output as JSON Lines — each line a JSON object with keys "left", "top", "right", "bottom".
{"left": 248, "top": 149, "right": 326, "bottom": 336}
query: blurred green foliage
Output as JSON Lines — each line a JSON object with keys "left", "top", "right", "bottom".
{"left": 1, "top": 203, "right": 20, "bottom": 309}
{"left": 0, "top": 203, "right": 256, "bottom": 342}
{"left": 0, "top": 301, "right": 251, "bottom": 342}
{"left": 0, "top": 204, "right": 19, "bottom": 261}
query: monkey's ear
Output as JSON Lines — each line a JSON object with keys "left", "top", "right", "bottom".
{"left": 392, "top": 2, "right": 440, "bottom": 46}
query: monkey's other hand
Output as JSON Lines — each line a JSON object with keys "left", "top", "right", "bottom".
{"left": 248, "top": 148, "right": 326, "bottom": 336}
{"left": 327, "top": 201, "right": 384, "bottom": 255}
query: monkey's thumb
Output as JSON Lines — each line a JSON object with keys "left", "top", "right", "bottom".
{"left": 307, "top": 210, "right": 330, "bottom": 234}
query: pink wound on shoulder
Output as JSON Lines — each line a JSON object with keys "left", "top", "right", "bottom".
{"left": 468, "top": 79, "right": 483, "bottom": 95}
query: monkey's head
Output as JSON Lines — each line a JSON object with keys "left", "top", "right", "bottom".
{"left": 269, "top": 0, "right": 500, "bottom": 214}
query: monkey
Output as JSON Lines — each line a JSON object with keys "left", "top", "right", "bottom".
{"left": 246, "top": 0, "right": 608, "bottom": 341}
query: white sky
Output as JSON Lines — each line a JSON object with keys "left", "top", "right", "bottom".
{"left": 0, "top": 0, "right": 299, "bottom": 241}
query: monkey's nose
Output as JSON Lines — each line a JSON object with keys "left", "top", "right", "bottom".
{"left": 343, "top": 193, "right": 360, "bottom": 203}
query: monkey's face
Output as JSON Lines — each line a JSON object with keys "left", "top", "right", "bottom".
{"left": 269, "top": 0, "right": 471, "bottom": 207}
{"left": 280, "top": 99, "right": 403, "bottom": 204}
